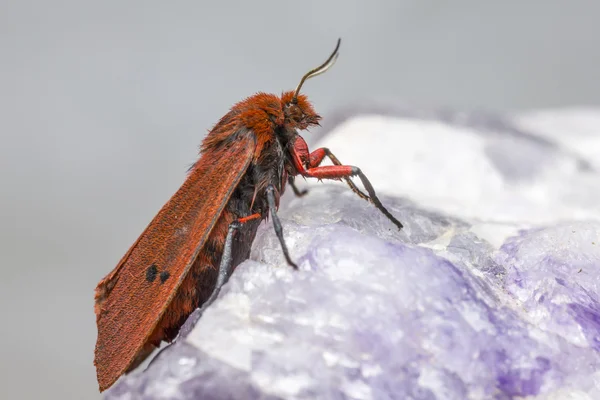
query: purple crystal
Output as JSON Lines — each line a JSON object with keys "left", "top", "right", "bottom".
{"left": 105, "top": 109, "right": 600, "bottom": 399}
{"left": 500, "top": 222, "right": 600, "bottom": 352}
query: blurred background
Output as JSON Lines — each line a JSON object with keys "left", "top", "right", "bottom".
{"left": 1, "top": 1, "right": 599, "bottom": 399}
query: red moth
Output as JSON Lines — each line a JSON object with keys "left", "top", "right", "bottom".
{"left": 93, "top": 38, "right": 403, "bottom": 392}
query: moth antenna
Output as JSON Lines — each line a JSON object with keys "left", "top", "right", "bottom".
{"left": 292, "top": 38, "right": 341, "bottom": 103}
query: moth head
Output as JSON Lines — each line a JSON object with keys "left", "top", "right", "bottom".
{"left": 281, "top": 38, "right": 341, "bottom": 131}
{"left": 281, "top": 92, "right": 320, "bottom": 130}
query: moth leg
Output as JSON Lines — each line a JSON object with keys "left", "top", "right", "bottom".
{"left": 308, "top": 147, "right": 369, "bottom": 201}
{"left": 205, "top": 221, "right": 241, "bottom": 308}
{"left": 178, "top": 213, "right": 263, "bottom": 338}
{"left": 266, "top": 184, "right": 298, "bottom": 269}
{"left": 204, "top": 212, "right": 263, "bottom": 306}
{"left": 238, "top": 213, "right": 262, "bottom": 224}
{"left": 302, "top": 165, "right": 403, "bottom": 230}
{"left": 288, "top": 176, "right": 308, "bottom": 197}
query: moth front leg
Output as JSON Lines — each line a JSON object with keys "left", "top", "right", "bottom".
{"left": 289, "top": 136, "right": 368, "bottom": 200}
{"left": 307, "top": 147, "right": 369, "bottom": 201}
{"left": 301, "top": 165, "right": 403, "bottom": 230}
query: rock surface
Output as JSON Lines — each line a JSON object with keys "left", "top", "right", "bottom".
{"left": 105, "top": 108, "right": 600, "bottom": 400}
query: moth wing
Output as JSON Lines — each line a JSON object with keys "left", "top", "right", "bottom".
{"left": 94, "top": 129, "right": 256, "bottom": 391}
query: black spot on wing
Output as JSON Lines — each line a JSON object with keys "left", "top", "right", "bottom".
{"left": 160, "top": 271, "right": 170, "bottom": 283}
{"left": 146, "top": 264, "right": 158, "bottom": 282}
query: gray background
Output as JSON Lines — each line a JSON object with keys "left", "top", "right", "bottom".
{"left": 1, "top": 1, "right": 599, "bottom": 399}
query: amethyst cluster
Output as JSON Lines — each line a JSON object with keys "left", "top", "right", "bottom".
{"left": 106, "top": 108, "right": 600, "bottom": 399}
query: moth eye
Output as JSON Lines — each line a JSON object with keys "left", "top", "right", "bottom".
{"left": 286, "top": 104, "right": 302, "bottom": 120}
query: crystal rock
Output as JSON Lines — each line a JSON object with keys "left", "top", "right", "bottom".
{"left": 105, "top": 108, "right": 600, "bottom": 400}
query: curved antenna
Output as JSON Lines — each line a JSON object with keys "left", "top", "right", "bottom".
{"left": 292, "top": 38, "right": 341, "bottom": 103}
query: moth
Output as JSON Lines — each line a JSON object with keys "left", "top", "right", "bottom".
{"left": 94, "top": 38, "right": 403, "bottom": 392}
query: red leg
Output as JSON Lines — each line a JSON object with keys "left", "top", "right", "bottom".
{"left": 306, "top": 147, "right": 369, "bottom": 200}
{"left": 304, "top": 165, "right": 355, "bottom": 179}
{"left": 238, "top": 213, "right": 262, "bottom": 224}
{"left": 290, "top": 139, "right": 394, "bottom": 226}
{"left": 308, "top": 147, "right": 346, "bottom": 169}
{"left": 308, "top": 148, "right": 327, "bottom": 167}
{"left": 302, "top": 165, "right": 403, "bottom": 230}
